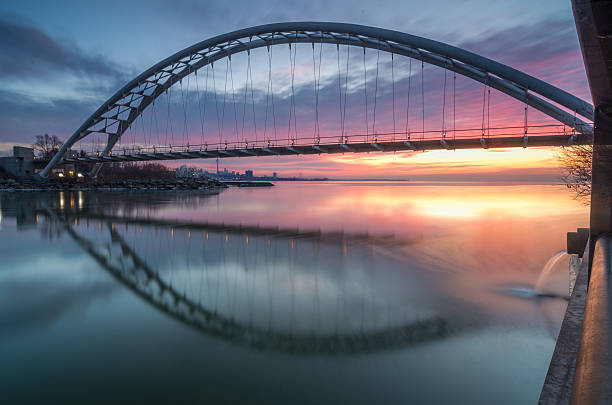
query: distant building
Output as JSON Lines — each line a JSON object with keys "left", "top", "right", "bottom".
{"left": 0, "top": 147, "right": 34, "bottom": 178}
{"left": 245, "top": 170, "right": 253, "bottom": 178}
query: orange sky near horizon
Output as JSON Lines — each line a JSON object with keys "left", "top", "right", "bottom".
{"left": 168, "top": 145, "right": 568, "bottom": 182}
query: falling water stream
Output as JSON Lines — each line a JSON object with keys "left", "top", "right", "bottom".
{"left": 534, "top": 250, "right": 568, "bottom": 293}
{"left": 505, "top": 250, "right": 569, "bottom": 299}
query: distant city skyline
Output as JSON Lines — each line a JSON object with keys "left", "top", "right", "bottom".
{"left": 176, "top": 164, "right": 330, "bottom": 181}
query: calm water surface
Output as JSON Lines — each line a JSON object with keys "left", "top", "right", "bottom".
{"left": 0, "top": 182, "right": 589, "bottom": 404}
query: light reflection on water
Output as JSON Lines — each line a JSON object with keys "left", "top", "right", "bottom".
{"left": 0, "top": 183, "right": 588, "bottom": 404}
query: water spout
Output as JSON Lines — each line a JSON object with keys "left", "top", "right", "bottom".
{"left": 534, "top": 250, "right": 567, "bottom": 293}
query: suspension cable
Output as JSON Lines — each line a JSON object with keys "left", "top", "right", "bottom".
{"left": 363, "top": 47, "right": 369, "bottom": 141}
{"left": 487, "top": 86, "right": 491, "bottom": 137}
{"left": 211, "top": 62, "right": 222, "bottom": 148}
{"left": 179, "top": 73, "right": 188, "bottom": 147}
{"left": 144, "top": 93, "right": 151, "bottom": 149}
{"left": 229, "top": 55, "right": 239, "bottom": 145}
{"left": 343, "top": 41, "right": 349, "bottom": 141}
{"left": 524, "top": 101, "right": 529, "bottom": 136}
{"left": 288, "top": 43, "right": 293, "bottom": 144}
{"left": 152, "top": 99, "right": 160, "bottom": 148}
{"left": 288, "top": 42, "right": 297, "bottom": 144}
{"left": 442, "top": 67, "right": 447, "bottom": 138}
{"left": 269, "top": 42, "right": 277, "bottom": 144}
{"left": 249, "top": 43, "right": 257, "bottom": 146}
{"left": 406, "top": 58, "right": 412, "bottom": 139}
{"left": 391, "top": 53, "right": 396, "bottom": 140}
{"left": 185, "top": 71, "right": 191, "bottom": 146}
{"left": 166, "top": 86, "right": 174, "bottom": 147}
{"left": 337, "top": 43, "right": 343, "bottom": 140}
{"left": 198, "top": 66, "right": 209, "bottom": 147}
{"left": 194, "top": 68, "right": 202, "bottom": 146}
{"left": 241, "top": 50, "right": 250, "bottom": 144}
{"left": 453, "top": 71, "right": 456, "bottom": 142}
{"left": 264, "top": 45, "right": 271, "bottom": 143}
{"left": 221, "top": 58, "right": 229, "bottom": 148}
{"left": 148, "top": 98, "right": 156, "bottom": 149}
{"left": 292, "top": 39, "right": 298, "bottom": 142}
{"left": 139, "top": 105, "right": 147, "bottom": 150}
{"left": 312, "top": 40, "right": 318, "bottom": 141}
{"left": 315, "top": 33, "right": 323, "bottom": 142}
{"left": 421, "top": 60, "right": 425, "bottom": 140}
{"left": 127, "top": 114, "right": 134, "bottom": 151}
{"left": 372, "top": 48, "right": 380, "bottom": 138}
{"left": 481, "top": 83, "right": 487, "bottom": 138}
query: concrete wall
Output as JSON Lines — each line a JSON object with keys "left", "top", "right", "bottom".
{"left": 0, "top": 147, "right": 34, "bottom": 178}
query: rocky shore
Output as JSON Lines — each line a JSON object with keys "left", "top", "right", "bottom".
{"left": 0, "top": 178, "right": 227, "bottom": 192}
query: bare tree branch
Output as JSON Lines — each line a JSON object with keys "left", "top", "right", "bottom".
{"left": 557, "top": 144, "right": 592, "bottom": 204}
{"left": 32, "top": 134, "right": 63, "bottom": 159}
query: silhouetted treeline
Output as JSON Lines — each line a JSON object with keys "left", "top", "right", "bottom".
{"left": 97, "top": 162, "right": 175, "bottom": 180}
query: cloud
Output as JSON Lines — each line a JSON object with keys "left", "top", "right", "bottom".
{"left": 0, "top": 15, "right": 124, "bottom": 80}
{"left": 0, "top": 89, "right": 100, "bottom": 143}
{"left": 458, "top": 18, "right": 589, "bottom": 100}
{"left": 0, "top": 278, "right": 115, "bottom": 337}
{"left": 0, "top": 16, "right": 133, "bottom": 144}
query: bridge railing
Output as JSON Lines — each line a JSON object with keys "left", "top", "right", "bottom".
{"left": 86, "top": 123, "right": 590, "bottom": 157}
{"left": 571, "top": 234, "right": 612, "bottom": 404}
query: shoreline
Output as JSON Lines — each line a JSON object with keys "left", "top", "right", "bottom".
{"left": 0, "top": 178, "right": 226, "bottom": 192}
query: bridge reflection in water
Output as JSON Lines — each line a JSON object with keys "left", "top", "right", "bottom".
{"left": 2, "top": 191, "right": 484, "bottom": 355}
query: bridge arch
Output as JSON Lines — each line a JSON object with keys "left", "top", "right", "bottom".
{"left": 40, "top": 22, "right": 594, "bottom": 177}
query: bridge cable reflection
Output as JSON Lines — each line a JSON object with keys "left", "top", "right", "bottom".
{"left": 42, "top": 205, "right": 477, "bottom": 355}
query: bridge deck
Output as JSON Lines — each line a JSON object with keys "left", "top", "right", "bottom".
{"left": 61, "top": 134, "right": 591, "bottom": 164}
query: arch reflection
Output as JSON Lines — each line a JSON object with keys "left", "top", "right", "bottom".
{"left": 3, "top": 191, "right": 478, "bottom": 354}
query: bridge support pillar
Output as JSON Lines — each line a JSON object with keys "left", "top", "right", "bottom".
{"left": 562, "top": 1, "right": 612, "bottom": 403}
{"left": 572, "top": 0, "right": 612, "bottom": 273}
{"left": 589, "top": 110, "right": 612, "bottom": 241}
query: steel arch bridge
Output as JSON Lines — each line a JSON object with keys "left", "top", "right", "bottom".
{"left": 40, "top": 22, "right": 595, "bottom": 177}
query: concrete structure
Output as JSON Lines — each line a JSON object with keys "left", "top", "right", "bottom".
{"left": 572, "top": 236, "right": 612, "bottom": 403}
{"left": 567, "top": 228, "right": 589, "bottom": 257}
{"left": 572, "top": 1, "right": 612, "bottom": 402}
{"left": 539, "top": 244, "right": 590, "bottom": 404}
{"left": 0, "top": 147, "right": 34, "bottom": 178}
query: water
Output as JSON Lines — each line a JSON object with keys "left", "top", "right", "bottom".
{"left": 0, "top": 182, "right": 589, "bottom": 404}
{"left": 534, "top": 250, "right": 569, "bottom": 294}
{"left": 504, "top": 250, "right": 570, "bottom": 300}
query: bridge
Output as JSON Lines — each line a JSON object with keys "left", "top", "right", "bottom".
{"left": 38, "top": 22, "right": 594, "bottom": 176}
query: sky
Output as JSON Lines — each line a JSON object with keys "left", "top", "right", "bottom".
{"left": 0, "top": 0, "right": 591, "bottom": 181}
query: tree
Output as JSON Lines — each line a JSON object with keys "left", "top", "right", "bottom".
{"left": 558, "top": 144, "right": 592, "bottom": 202}
{"left": 98, "top": 162, "right": 175, "bottom": 180}
{"left": 33, "top": 134, "right": 63, "bottom": 159}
